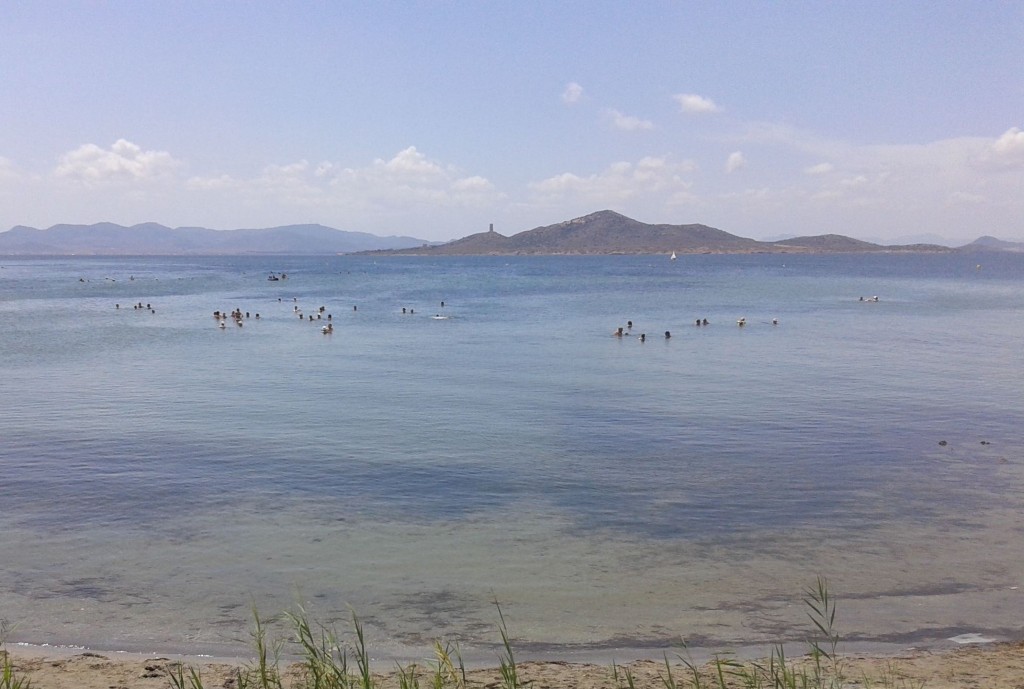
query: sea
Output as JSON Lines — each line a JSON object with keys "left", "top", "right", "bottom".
{"left": 1, "top": 252, "right": 1023, "bottom": 663}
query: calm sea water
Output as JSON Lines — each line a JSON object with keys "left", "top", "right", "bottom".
{"left": 1, "top": 253, "right": 1023, "bottom": 661}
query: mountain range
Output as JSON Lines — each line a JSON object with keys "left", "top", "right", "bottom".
{"left": 367, "top": 210, "right": 1020, "bottom": 255}
{"left": 1, "top": 211, "right": 1021, "bottom": 255}
{"left": 0, "top": 222, "right": 430, "bottom": 255}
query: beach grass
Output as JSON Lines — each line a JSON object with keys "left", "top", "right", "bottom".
{"left": 494, "top": 600, "right": 526, "bottom": 689}
{"left": 7, "top": 579, "right": 931, "bottom": 689}
{"left": 162, "top": 578, "right": 926, "bottom": 689}
{"left": 0, "top": 655, "right": 31, "bottom": 689}
{"left": 1, "top": 620, "right": 31, "bottom": 689}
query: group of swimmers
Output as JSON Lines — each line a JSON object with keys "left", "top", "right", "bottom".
{"left": 282, "top": 301, "right": 339, "bottom": 333}
{"left": 116, "top": 302, "right": 155, "bottom": 314}
{"left": 293, "top": 303, "right": 333, "bottom": 322}
{"left": 614, "top": 316, "right": 779, "bottom": 340}
{"left": 213, "top": 308, "right": 261, "bottom": 328}
{"left": 209, "top": 297, "right": 450, "bottom": 333}
{"left": 612, "top": 321, "right": 666, "bottom": 342}
{"left": 609, "top": 297, "right": 876, "bottom": 340}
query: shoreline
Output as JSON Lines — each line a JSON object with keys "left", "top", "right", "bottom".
{"left": 4, "top": 627, "right": 1019, "bottom": 668}
{"left": 6, "top": 639, "right": 1024, "bottom": 688}
{"left": 4, "top": 627, "right": 1015, "bottom": 669}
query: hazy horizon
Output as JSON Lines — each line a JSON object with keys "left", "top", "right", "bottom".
{"left": 2, "top": 3, "right": 1022, "bottom": 244}
{"left": 0, "top": 215, "right": 1009, "bottom": 249}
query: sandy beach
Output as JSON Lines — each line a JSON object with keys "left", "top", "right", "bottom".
{"left": 5, "top": 641, "right": 1024, "bottom": 689}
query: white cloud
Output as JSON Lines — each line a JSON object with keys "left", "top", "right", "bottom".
{"left": 673, "top": 93, "right": 720, "bottom": 114}
{"left": 804, "top": 162, "right": 834, "bottom": 175}
{"left": 562, "top": 82, "right": 584, "bottom": 105}
{"left": 725, "top": 151, "right": 746, "bottom": 173}
{"left": 147, "top": 148, "right": 498, "bottom": 237}
{"left": 263, "top": 160, "right": 311, "bottom": 177}
{"left": 181, "top": 147, "right": 502, "bottom": 216}
{"left": 529, "top": 156, "right": 696, "bottom": 205}
{"left": 254, "top": 160, "right": 325, "bottom": 205}
{"left": 329, "top": 147, "right": 498, "bottom": 207}
{"left": 992, "top": 127, "right": 1024, "bottom": 157}
{"left": 452, "top": 176, "right": 494, "bottom": 192}
{"left": 54, "top": 139, "right": 180, "bottom": 185}
{"left": 980, "top": 126, "right": 1024, "bottom": 170}
{"left": 7, "top": 123, "right": 1023, "bottom": 244}
{"left": 707, "top": 127, "right": 1024, "bottom": 242}
{"left": 375, "top": 146, "right": 445, "bottom": 177}
{"left": 314, "top": 161, "right": 336, "bottom": 178}
{"left": 606, "top": 109, "right": 654, "bottom": 131}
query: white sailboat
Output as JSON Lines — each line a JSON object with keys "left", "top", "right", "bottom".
{"left": 670, "top": 251, "right": 677, "bottom": 261}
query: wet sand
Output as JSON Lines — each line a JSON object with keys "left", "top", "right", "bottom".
{"left": 6, "top": 641, "right": 1024, "bottom": 688}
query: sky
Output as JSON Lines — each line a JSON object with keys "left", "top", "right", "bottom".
{"left": 1, "top": 2, "right": 1022, "bottom": 244}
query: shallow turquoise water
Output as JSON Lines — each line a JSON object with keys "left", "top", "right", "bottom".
{"left": 1, "top": 253, "right": 1023, "bottom": 660}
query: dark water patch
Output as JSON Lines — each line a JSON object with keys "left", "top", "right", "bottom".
{"left": 2, "top": 421, "right": 1014, "bottom": 544}
{"left": 377, "top": 590, "right": 497, "bottom": 642}
{"left": 18, "top": 575, "right": 151, "bottom": 607}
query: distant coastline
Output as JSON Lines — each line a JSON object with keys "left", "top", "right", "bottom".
{"left": 360, "top": 210, "right": 1018, "bottom": 257}
{"left": 2, "top": 210, "right": 1021, "bottom": 256}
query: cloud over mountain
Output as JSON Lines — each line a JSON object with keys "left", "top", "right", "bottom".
{"left": 55, "top": 139, "right": 179, "bottom": 185}
{"left": 2, "top": 122, "right": 1023, "bottom": 245}
{"left": 529, "top": 156, "right": 696, "bottom": 205}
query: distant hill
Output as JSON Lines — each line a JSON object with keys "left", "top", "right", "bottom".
{"left": 0, "top": 222, "right": 431, "bottom": 255}
{"left": 768, "top": 234, "right": 883, "bottom": 251}
{"left": 958, "top": 236, "right": 1024, "bottom": 252}
{"left": 511, "top": 211, "right": 762, "bottom": 253}
{"left": 366, "top": 210, "right": 952, "bottom": 256}
{"left": 3, "top": 213, "right": 1014, "bottom": 256}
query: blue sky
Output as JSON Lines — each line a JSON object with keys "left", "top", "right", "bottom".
{"left": 1, "top": 1, "right": 1022, "bottom": 243}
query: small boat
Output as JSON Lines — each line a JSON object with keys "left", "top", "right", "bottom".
{"left": 267, "top": 273, "right": 280, "bottom": 281}
{"left": 670, "top": 252, "right": 677, "bottom": 261}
